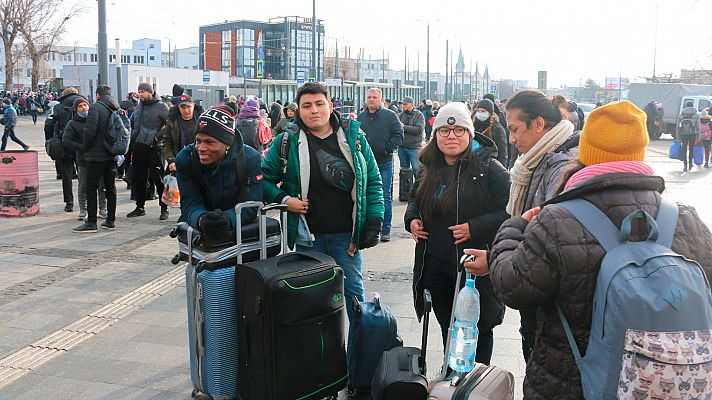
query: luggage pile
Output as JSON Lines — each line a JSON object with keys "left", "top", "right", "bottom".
{"left": 172, "top": 201, "right": 516, "bottom": 400}
{"left": 172, "top": 201, "right": 347, "bottom": 400}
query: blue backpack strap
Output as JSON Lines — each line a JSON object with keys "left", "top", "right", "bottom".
{"left": 655, "top": 199, "right": 679, "bottom": 248}
{"left": 556, "top": 303, "right": 582, "bottom": 362}
{"left": 556, "top": 199, "right": 621, "bottom": 251}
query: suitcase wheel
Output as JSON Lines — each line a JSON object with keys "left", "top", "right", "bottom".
{"left": 171, "top": 254, "right": 181, "bottom": 265}
{"left": 191, "top": 389, "right": 213, "bottom": 400}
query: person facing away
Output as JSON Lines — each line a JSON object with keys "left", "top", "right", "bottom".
{"left": 73, "top": 85, "right": 119, "bottom": 233}
{"left": 261, "top": 82, "right": 384, "bottom": 323}
{"left": 465, "top": 100, "right": 712, "bottom": 399}
{"left": 175, "top": 105, "right": 263, "bottom": 238}
{"left": 699, "top": 110, "right": 712, "bottom": 168}
{"left": 357, "top": 87, "right": 404, "bottom": 242}
{"left": 404, "top": 101, "right": 510, "bottom": 365}
{"left": 678, "top": 100, "right": 700, "bottom": 172}
{"left": 52, "top": 87, "right": 83, "bottom": 213}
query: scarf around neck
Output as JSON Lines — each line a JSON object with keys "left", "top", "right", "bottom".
{"left": 563, "top": 161, "right": 654, "bottom": 191}
{"left": 507, "top": 119, "right": 574, "bottom": 216}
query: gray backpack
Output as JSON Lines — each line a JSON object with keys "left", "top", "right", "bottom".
{"left": 556, "top": 199, "right": 712, "bottom": 399}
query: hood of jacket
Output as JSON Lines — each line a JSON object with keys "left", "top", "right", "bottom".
{"left": 168, "top": 103, "right": 204, "bottom": 122}
{"left": 72, "top": 112, "right": 87, "bottom": 123}
{"left": 98, "top": 95, "right": 120, "bottom": 111}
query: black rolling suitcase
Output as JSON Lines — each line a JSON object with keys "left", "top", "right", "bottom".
{"left": 236, "top": 247, "right": 347, "bottom": 400}
{"left": 399, "top": 167, "right": 414, "bottom": 202}
{"left": 371, "top": 289, "right": 432, "bottom": 400}
{"left": 173, "top": 201, "right": 287, "bottom": 400}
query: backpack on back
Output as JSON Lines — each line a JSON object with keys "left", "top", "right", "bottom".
{"left": 680, "top": 110, "right": 697, "bottom": 136}
{"left": 98, "top": 102, "right": 131, "bottom": 156}
{"left": 556, "top": 199, "right": 712, "bottom": 399}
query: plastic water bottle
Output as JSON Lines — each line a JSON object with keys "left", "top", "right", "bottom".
{"left": 448, "top": 278, "right": 480, "bottom": 373}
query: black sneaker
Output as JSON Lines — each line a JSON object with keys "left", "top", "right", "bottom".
{"left": 73, "top": 222, "right": 98, "bottom": 233}
{"left": 64, "top": 203, "right": 73, "bottom": 212}
{"left": 380, "top": 232, "right": 391, "bottom": 242}
{"left": 126, "top": 208, "right": 146, "bottom": 218}
{"left": 101, "top": 220, "right": 116, "bottom": 230}
{"left": 159, "top": 210, "right": 169, "bottom": 220}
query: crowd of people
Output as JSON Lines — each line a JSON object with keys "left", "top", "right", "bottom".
{"left": 3, "top": 79, "right": 707, "bottom": 398}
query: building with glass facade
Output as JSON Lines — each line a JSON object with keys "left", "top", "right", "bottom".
{"left": 199, "top": 17, "right": 324, "bottom": 81}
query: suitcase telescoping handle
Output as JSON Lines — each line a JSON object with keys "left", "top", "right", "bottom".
{"left": 420, "top": 289, "right": 432, "bottom": 375}
{"left": 260, "top": 203, "right": 289, "bottom": 255}
{"left": 235, "top": 201, "right": 264, "bottom": 264}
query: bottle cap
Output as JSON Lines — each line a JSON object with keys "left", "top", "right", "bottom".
{"left": 465, "top": 278, "right": 475, "bottom": 288}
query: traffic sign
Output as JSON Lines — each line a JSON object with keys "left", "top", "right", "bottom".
{"left": 297, "top": 70, "right": 306, "bottom": 84}
{"left": 491, "top": 84, "right": 497, "bottom": 93}
{"left": 202, "top": 69, "right": 210, "bottom": 83}
{"left": 256, "top": 60, "right": 264, "bottom": 79}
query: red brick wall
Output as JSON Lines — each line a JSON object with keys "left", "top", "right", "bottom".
{"left": 204, "top": 32, "right": 222, "bottom": 71}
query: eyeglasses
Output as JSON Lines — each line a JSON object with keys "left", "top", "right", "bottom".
{"left": 437, "top": 127, "right": 468, "bottom": 137}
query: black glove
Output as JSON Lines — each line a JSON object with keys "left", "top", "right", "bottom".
{"left": 358, "top": 218, "right": 382, "bottom": 249}
{"left": 198, "top": 209, "right": 231, "bottom": 241}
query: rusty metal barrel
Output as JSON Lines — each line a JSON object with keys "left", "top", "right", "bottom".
{"left": 0, "top": 150, "right": 39, "bottom": 217}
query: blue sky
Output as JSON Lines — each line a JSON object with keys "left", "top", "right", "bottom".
{"left": 62, "top": 0, "right": 712, "bottom": 88}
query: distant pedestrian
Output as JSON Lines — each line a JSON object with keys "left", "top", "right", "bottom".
{"left": 398, "top": 95, "right": 425, "bottom": 175}
{"left": 127, "top": 82, "right": 169, "bottom": 220}
{"left": 73, "top": 85, "right": 119, "bottom": 233}
{"left": 0, "top": 98, "right": 28, "bottom": 151}
{"left": 357, "top": 88, "right": 404, "bottom": 242}
{"left": 472, "top": 98, "right": 508, "bottom": 166}
{"left": 700, "top": 110, "right": 712, "bottom": 168}
{"left": 62, "top": 96, "right": 108, "bottom": 221}
{"left": 678, "top": 100, "right": 699, "bottom": 172}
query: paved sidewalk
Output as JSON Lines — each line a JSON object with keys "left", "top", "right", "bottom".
{"left": 1, "top": 116, "right": 709, "bottom": 398}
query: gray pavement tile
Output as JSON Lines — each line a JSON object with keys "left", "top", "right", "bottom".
{"left": 122, "top": 308, "right": 186, "bottom": 328}
{"left": 73, "top": 337, "right": 187, "bottom": 367}
{"left": 4, "top": 311, "right": 77, "bottom": 331}
{"left": 0, "top": 326, "right": 47, "bottom": 349}
{"left": 143, "top": 287, "right": 188, "bottom": 312}
{"left": 32, "top": 354, "right": 192, "bottom": 393}
{"left": 0, "top": 373, "right": 179, "bottom": 400}
{"left": 130, "top": 325, "right": 187, "bottom": 347}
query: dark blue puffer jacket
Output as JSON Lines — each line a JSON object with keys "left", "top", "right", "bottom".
{"left": 2, "top": 105, "right": 17, "bottom": 128}
{"left": 175, "top": 132, "right": 263, "bottom": 229}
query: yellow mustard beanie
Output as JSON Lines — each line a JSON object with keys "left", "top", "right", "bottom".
{"left": 578, "top": 100, "right": 649, "bottom": 166}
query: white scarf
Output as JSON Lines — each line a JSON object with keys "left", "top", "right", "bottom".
{"left": 506, "top": 120, "right": 574, "bottom": 216}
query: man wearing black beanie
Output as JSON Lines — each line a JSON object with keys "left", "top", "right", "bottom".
{"left": 174, "top": 106, "right": 263, "bottom": 236}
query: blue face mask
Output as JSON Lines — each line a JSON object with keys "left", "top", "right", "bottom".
{"left": 78, "top": 111, "right": 88, "bottom": 118}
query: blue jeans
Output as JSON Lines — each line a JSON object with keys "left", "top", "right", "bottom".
{"left": 378, "top": 161, "right": 393, "bottom": 233}
{"left": 297, "top": 232, "right": 364, "bottom": 323}
{"left": 398, "top": 147, "right": 421, "bottom": 175}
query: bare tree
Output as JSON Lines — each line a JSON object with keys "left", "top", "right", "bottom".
{"left": 18, "top": 0, "right": 79, "bottom": 90}
{"left": 0, "top": 0, "right": 26, "bottom": 90}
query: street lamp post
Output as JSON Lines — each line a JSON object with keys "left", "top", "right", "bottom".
{"left": 97, "top": 0, "right": 108, "bottom": 85}
{"left": 311, "top": 0, "right": 317, "bottom": 81}
{"left": 115, "top": 38, "right": 122, "bottom": 101}
{"left": 426, "top": 22, "right": 430, "bottom": 100}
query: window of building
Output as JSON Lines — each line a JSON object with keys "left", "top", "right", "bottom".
{"left": 149, "top": 56, "right": 154, "bottom": 61}
{"left": 222, "top": 48, "right": 230, "bottom": 70}
{"left": 243, "top": 47, "right": 254, "bottom": 67}
{"left": 222, "top": 30, "right": 230, "bottom": 46}
{"left": 91, "top": 53, "right": 97, "bottom": 62}
{"left": 26, "top": 69, "right": 31, "bottom": 77}
{"left": 238, "top": 28, "right": 255, "bottom": 46}
{"left": 109, "top": 54, "right": 115, "bottom": 62}
{"left": 241, "top": 67, "right": 254, "bottom": 78}
{"left": 67, "top": 53, "right": 72, "bottom": 62}
{"left": 122, "top": 55, "right": 130, "bottom": 63}
{"left": 50, "top": 53, "right": 55, "bottom": 61}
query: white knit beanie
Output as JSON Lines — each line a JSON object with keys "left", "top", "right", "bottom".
{"left": 431, "top": 102, "right": 475, "bottom": 136}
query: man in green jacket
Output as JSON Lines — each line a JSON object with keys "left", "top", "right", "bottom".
{"left": 262, "top": 82, "right": 384, "bottom": 321}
